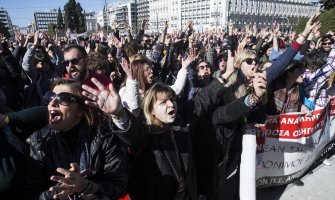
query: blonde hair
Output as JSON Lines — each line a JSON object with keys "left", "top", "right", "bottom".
{"left": 143, "top": 83, "right": 176, "bottom": 128}
{"left": 222, "top": 69, "right": 248, "bottom": 103}
{"left": 234, "top": 49, "right": 257, "bottom": 68}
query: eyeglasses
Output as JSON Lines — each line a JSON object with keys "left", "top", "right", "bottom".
{"left": 242, "top": 58, "right": 258, "bottom": 65}
{"left": 44, "top": 91, "right": 81, "bottom": 106}
{"left": 322, "top": 42, "right": 332, "bottom": 46}
{"left": 62, "top": 57, "right": 84, "bottom": 67}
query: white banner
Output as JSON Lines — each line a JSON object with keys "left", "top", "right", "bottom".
{"left": 240, "top": 97, "right": 335, "bottom": 199}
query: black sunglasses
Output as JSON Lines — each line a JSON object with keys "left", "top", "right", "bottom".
{"left": 322, "top": 42, "right": 332, "bottom": 46}
{"left": 62, "top": 57, "right": 84, "bottom": 67}
{"left": 44, "top": 91, "right": 81, "bottom": 106}
{"left": 242, "top": 58, "right": 258, "bottom": 65}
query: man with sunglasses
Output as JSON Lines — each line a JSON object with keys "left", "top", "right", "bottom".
{"left": 311, "top": 35, "right": 334, "bottom": 63}
{"left": 63, "top": 45, "right": 112, "bottom": 90}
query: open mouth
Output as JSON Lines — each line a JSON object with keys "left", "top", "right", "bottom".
{"left": 148, "top": 75, "right": 154, "bottom": 83}
{"left": 168, "top": 109, "right": 176, "bottom": 117}
{"left": 71, "top": 71, "right": 79, "bottom": 77}
{"left": 49, "top": 110, "right": 62, "bottom": 124}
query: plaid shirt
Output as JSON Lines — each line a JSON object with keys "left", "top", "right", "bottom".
{"left": 267, "top": 82, "right": 301, "bottom": 115}
{"left": 303, "top": 44, "right": 335, "bottom": 109}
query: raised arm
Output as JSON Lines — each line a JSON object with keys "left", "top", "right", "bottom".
{"left": 304, "top": 44, "right": 335, "bottom": 102}
{"left": 82, "top": 77, "right": 150, "bottom": 149}
{"left": 22, "top": 32, "right": 40, "bottom": 82}
{"left": 212, "top": 71, "right": 267, "bottom": 125}
{"left": 44, "top": 32, "right": 64, "bottom": 77}
{"left": 170, "top": 51, "right": 196, "bottom": 95}
{"left": 266, "top": 11, "right": 321, "bottom": 84}
{"left": 118, "top": 58, "right": 141, "bottom": 117}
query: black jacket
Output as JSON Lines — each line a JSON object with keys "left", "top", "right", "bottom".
{"left": 211, "top": 96, "right": 264, "bottom": 200}
{"left": 26, "top": 117, "right": 129, "bottom": 200}
{"left": 115, "top": 79, "right": 227, "bottom": 200}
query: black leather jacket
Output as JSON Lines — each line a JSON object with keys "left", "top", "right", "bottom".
{"left": 26, "top": 117, "right": 129, "bottom": 200}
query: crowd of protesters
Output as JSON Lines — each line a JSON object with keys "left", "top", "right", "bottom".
{"left": 0, "top": 10, "right": 334, "bottom": 200}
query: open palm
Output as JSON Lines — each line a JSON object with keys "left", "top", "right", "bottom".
{"left": 82, "top": 78, "right": 122, "bottom": 115}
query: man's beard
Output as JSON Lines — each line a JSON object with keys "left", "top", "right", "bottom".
{"left": 69, "top": 66, "right": 87, "bottom": 82}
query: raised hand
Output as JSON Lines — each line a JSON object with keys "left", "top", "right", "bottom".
{"left": 33, "top": 31, "right": 39, "bottom": 46}
{"left": 99, "top": 30, "right": 104, "bottom": 40}
{"left": 273, "top": 22, "right": 280, "bottom": 36}
{"left": 253, "top": 24, "right": 257, "bottom": 35}
{"left": 82, "top": 78, "right": 123, "bottom": 115}
{"left": 141, "top": 19, "right": 147, "bottom": 30}
{"left": 226, "top": 50, "right": 235, "bottom": 74}
{"left": 315, "top": 37, "right": 322, "bottom": 49}
{"left": 107, "top": 35, "right": 122, "bottom": 49}
{"left": 165, "top": 35, "right": 171, "bottom": 46}
{"left": 237, "top": 35, "right": 248, "bottom": 55}
{"left": 182, "top": 49, "right": 196, "bottom": 69}
{"left": 125, "top": 23, "right": 131, "bottom": 32}
{"left": 302, "top": 11, "right": 321, "bottom": 35}
{"left": 187, "top": 20, "right": 193, "bottom": 29}
{"left": 43, "top": 32, "right": 55, "bottom": 45}
{"left": 112, "top": 21, "right": 120, "bottom": 30}
{"left": 252, "top": 71, "right": 267, "bottom": 99}
{"left": 121, "top": 57, "right": 132, "bottom": 79}
{"left": 164, "top": 20, "right": 169, "bottom": 29}
{"left": 228, "top": 21, "right": 234, "bottom": 35}
{"left": 312, "top": 22, "right": 321, "bottom": 35}
{"left": 260, "top": 27, "right": 270, "bottom": 39}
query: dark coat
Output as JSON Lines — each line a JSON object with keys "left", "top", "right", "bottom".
{"left": 26, "top": 117, "right": 129, "bottom": 200}
{"left": 211, "top": 97, "right": 265, "bottom": 200}
{"left": 115, "top": 79, "right": 227, "bottom": 200}
{"left": 126, "top": 120, "right": 197, "bottom": 200}
{"left": 0, "top": 126, "right": 28, "bottom": 200}
{"left": 0, "top": 106, "right": 48, "bottom": 199}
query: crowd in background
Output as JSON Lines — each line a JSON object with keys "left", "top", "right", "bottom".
{"left": 0, "top": 10, "right": 335, "bottom": 200}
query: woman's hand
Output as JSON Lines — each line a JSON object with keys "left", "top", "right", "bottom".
{"left": 302, "top": 11, "right": 321, "bottom": 36}
{"left": 82, "top": 78, "right": 123, "bottom": 115}
{"left": 222, "top": 50, "right": 235, "bottom": 80}
{"left": 107, "top": 35, "right": 122, "bottom": 49}
{"left": 228, "top": 21, "right": 234, "bottom": 36}
{"left": 182, "top": 48, "right": 196, "bottom": 69}
{"left": 315, "top": 38, "right": 322, "bottom": 50}
{"left": 43, "top": 32, "right": 55, "bottom": 46}
{"left": 49, "top": 163, "right": 90, "bottom": 199}
{"left": 121, "top": 57, "right": 133, "bottom": 79}
{"left": 237, "top": 35, "right": 248, "bottom": 55}
{"left": 301, "top": 104, "right": 312, "bottom": 117}
{"left": 252, "top": 71, "right": 267, "bottom": 99}
{"left": 33, "top": 31, "right": 39, "bottom": 47}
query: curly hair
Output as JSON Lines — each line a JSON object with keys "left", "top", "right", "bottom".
{"left": 87, "top": 52, "right": 111, "bottom": 75}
